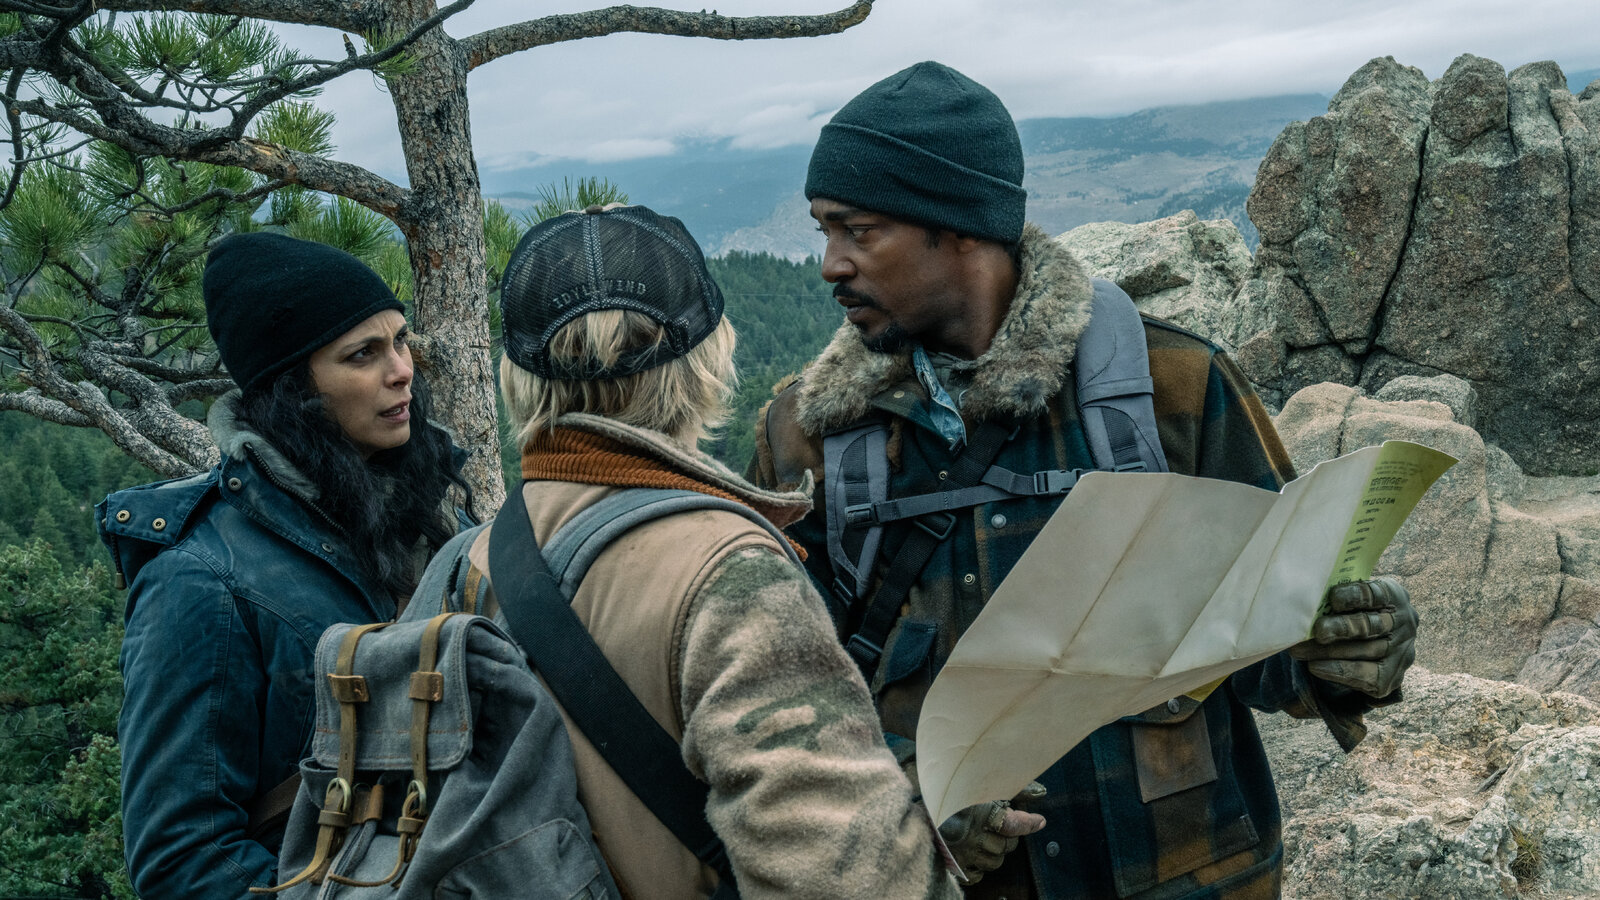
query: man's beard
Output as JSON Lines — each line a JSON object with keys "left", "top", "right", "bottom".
{"left": 836, "top": 285, "right": 911, "bottom": 354}
{"left": 863, "top": 324, "right": 911, "bottom": 354}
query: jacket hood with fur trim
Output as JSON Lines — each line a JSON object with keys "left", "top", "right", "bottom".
{"left": 792, "top": 224, "right": 1094, "bottom": 435}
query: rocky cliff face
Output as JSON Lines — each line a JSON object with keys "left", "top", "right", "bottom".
{"left": 1236, "top": 55, "right": 1600, "bottom": 477}
{"left": 1058, "top": 55, "right": 1600, "bottom": 892}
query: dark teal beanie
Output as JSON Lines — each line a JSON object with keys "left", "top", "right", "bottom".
{"left": 806, "top": 61, "right": 1026, "bottom": 243}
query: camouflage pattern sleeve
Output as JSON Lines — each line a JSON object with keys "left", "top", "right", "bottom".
{"left": 676, "top": 546, "right": 960, "bottom": 900}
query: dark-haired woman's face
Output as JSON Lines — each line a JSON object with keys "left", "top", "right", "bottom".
{"left": 308, "top": 309, "right": 413, "bottom": 459}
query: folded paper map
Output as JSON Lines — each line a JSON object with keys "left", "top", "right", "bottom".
{"left": 915, "top": 440, "right": 1456, "bottom": 826}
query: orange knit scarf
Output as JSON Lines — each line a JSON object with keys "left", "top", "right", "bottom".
{"left": 520, "top": 427, "right": 805, "bottom": 559}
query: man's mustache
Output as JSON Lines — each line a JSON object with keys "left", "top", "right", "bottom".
{"left": 833, "top": 284, "right": 880, "bottom": 308}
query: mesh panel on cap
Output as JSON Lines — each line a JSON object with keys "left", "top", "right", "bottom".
{"left": 499, "top": 206, "right": 723, "bottom": 380}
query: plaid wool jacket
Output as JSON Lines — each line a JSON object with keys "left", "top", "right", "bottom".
{"left": 750, "top": 226, "right": 1374, "bottom": 900}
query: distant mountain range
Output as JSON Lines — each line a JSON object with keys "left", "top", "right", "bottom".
{"left": 485, "top": 66, "right": 1599, "bottom": 260}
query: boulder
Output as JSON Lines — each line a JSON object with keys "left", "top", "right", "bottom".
{"left": 1055, "top": 211, "right": 1258, "bottom": 347}
{"left": 1243, "top": 56, "right": 1600, "bottom": 476}
{"left": 1273, "top": 379, "right": 1560, "bottom": 681}
{"left": 1273, "top": 379, "right": 1600, "bottom": 697}
{"left": 1263, "top": 668, "right": 1600, "bottom": 898}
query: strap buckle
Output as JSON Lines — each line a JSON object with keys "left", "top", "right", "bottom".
{"left": 831, "top": 576, "right": 857, "bottom": 607}
{"left": 1032, "top": 469, "right": 1082, "bottom": 495}
{"left": 1114, "top": 461, "right": 1148, "bottom": 473}
{"left": 843, "top": 503, "right": 876, "bottom": 527}
{"left": 845, "top": 633, "right": 884, "bottom": 671}
{"left": 914, "top": 511, "right": 957, "bottom": 540}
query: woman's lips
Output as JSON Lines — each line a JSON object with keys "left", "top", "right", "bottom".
{"left": 380, "top": 402, "right": 411, "bottom": 423}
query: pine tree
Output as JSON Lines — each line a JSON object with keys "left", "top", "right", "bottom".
{"left": 0, "top": 2, "right": 875, "bottom": 509}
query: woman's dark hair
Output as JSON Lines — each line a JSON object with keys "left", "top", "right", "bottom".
{"left": 230, "top": 365, "right": 472, "bottom": 599}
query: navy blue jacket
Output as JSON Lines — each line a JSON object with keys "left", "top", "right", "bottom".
{"left": 101, "top": 447, "right": 397, "bottom": 900}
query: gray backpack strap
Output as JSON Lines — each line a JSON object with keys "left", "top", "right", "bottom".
{"left": 821, "top": 422, "right": 889, "bottom": 608}
{"left": 404, "top": 523, "right": 490, "bottom": 619}
{"left": 1076, "top": 278, "right": 1170, "bottom": 474}
{"left": 543, "top": 488, "right": 800, "bottom": 600}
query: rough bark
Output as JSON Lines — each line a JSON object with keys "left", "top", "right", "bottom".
{"left": 384, "top": 0, "right": 500, "bottom": 510}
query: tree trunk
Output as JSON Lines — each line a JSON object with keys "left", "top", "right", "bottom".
{"left": 385, "top": 0, "right": 504, "bottom": 513}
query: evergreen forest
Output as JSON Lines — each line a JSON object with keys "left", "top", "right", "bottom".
{"left": 0, "top": 248, "right": 841, "bottom": 899}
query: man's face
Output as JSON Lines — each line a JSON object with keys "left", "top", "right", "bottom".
{"left": 810, "top": 198, "right": 970, "bottom": 355}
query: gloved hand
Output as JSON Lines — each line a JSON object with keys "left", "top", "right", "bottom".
{"left": 910, "top": 760, "right": 1046, "bottom": 885}
{"left": 1291, "top": 576, "right": 1417, "bottom": 699}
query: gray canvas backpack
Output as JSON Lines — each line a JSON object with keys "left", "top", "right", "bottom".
{"left": 254, "top": 611, "right": 619, "bottom": 898}
{"left": 262, "top": 487, "right": 792, "bottom": 900}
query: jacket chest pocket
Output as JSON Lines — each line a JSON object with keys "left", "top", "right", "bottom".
{"left": 1129, "top": 702, "right": 1217, "bottom": 803}
{"left": 1089, "top": 698, "right": 1259, "bottom": 897}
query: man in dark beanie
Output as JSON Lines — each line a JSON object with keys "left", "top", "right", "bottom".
{"left": 750, "top": 61, "right": 1420, "bottom": 899}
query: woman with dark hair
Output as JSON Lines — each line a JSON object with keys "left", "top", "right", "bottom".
{"left": 99, "top": 232, "right": 469, "bottom": 900}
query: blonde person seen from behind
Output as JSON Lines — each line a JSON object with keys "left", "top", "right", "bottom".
{"left": 445, "top": 204, "right": 964, "bottom": 899}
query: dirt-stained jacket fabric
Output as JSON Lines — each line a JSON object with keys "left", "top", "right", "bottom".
{"left": 464, "top": 414, "right": 959, "bottom": 900}
{"left": 749, "top": 226, "right": 1376, "bottom": 900}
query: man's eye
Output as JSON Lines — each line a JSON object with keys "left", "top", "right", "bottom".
{"left": 846, "top": 225, "right": 872, "bottom": 238}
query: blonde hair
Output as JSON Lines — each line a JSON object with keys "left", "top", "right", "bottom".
{"left": 502, "top": 309, "right": 737, "bottom": 450}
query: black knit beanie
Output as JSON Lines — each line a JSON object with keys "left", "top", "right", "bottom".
{"left": 202, "top": 232, "right": 405, "bottom": 394}
{"left": 806, "top": 61, "right": 1026, "bottom": 243}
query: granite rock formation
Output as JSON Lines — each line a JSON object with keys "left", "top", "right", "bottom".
{"left": 1263, "top": 669, "right": 1600, "bottom": 898}
{"left": 1238, "top": 55, "right": 1599, "bottom": 476}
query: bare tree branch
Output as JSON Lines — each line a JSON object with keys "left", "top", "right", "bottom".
{"left": 0, "top": 387, "right": 95, "bottom": 426}
{"left": 465, "top": 1, "right": 873, "bottom": 69}
{"left": 105, "top": 352, "right": 221, "bottom": 383}
{"left": 164, "top": 377, "right": 232, "bottom": 403}
{"left": 0, "top": 304, "right": 198, "bottom": 474}
{"left": 85, "top": 0, "right": 385, "bottom": 32}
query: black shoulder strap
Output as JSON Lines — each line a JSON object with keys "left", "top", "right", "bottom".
{"left": 825, "top": 280, "right": 1169, "bottom": 683}
{"left": 490, "top": 485, "right": 739, "bottom": 900}
{"left": 840, "top": 419, "right": 1012, "bottom": 680}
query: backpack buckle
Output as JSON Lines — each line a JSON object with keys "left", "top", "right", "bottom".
{"left": 1114, "top": 461, "right": 1148, "bottom": 473}
{"left": 843, "top": 503, "right": 876, "bottom": 527}
{"left": 831, "top": 576, "right": 858, "bottom": 607}
{"left": 1032, "top": 469, "right": 1082, "bottom": 495}
{"left": 914, "top": 511, "right": 957, "bottom": 540}
{"left": 845, "top": 633, "right": 885, "bottom": 672}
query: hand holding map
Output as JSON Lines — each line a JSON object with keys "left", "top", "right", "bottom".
{"left": 915, "top": 440, "right": 1456, "bottom": 827}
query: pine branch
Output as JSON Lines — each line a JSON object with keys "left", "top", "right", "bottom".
{"left": 464, "top": 1, "right": 873, "bottom": 70}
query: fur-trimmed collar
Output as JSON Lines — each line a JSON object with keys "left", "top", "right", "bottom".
{"left": 552, "top": 413, "right": 814, "bottom": 528}
{"left": 207, "top": 391, "right": 321, "bottom": 503}
{"left": 792, "top": 224, "right": 1093, "bottom": 434}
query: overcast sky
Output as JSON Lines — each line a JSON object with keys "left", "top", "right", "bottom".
{"left": 295, "top": 0, "right": 1600, "bottom": 182}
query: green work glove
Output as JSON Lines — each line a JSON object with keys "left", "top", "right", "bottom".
{"left": 1292, "top": 576, "right": 1417, "bottom": 699}
{"left": 908, "top": 760, "right": 1047, "bottom": 885}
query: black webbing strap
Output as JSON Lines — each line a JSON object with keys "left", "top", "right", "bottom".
{"left": 842, "top": 419, "right": 1014, "bottom": 680}
{"left": 490, "top": 484, "right": 739, "bottom": 900}
{"left": 843, "top": 464, "right": 1092, "bottom": 527}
